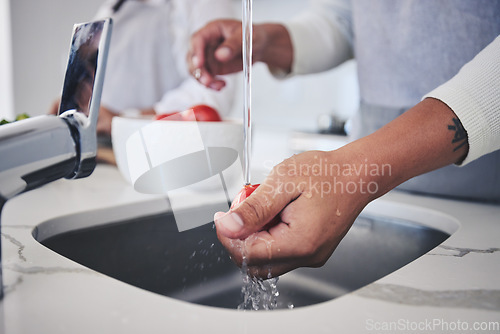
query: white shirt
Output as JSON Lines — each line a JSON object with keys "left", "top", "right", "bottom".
{"left": 95, "top": 0, "right": 236, "bottom": 116}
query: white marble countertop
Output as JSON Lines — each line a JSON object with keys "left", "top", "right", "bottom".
{"left": 1, "top": 128, "right": 500, "bottom": 333}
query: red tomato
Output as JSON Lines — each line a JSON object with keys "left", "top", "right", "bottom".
{"left": 231, "top": 184, "right": 260, "bottom": 209}
{"left": 230, "top": 183, "right": 281, "bottom": 229}
{"left": 155, "top": 105, "right": 221, "bottom": 122}
{"left": 181, "top": 104, "right": 222, "bottom": 122}
{"left": 154, "top": 111, "right": 183, "bottom": 121}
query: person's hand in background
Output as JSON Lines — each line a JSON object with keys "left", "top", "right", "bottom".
{"left": 48, "top": 99, "right": 60, "bottom": 115}
{"left": 187, "top": 19, "right": 244, "bottom": 91}
{"left": 96, "top": 106, "right": 156, "bottom": 136}
{"left": 187, "top": 19, "right": 293, "bottom": 90}
{"left": 96, "top": 106, "right": 119, "bottom": 136}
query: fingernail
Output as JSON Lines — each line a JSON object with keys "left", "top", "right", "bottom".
{"left": 214, "top": 211, "right": 225, "bottom": 220}
{"left": 209, "top": 82, "right": 224, "bottom": 91}
{"left": 200, "top": 76, "right": 210, "bottom": 86}
{"left": 215, "top": 211, "right": 244, "bottom": 233}
{"left": 215, "top": 46, "right": 231, "bottom": 60}
{"left": 192, "top": 55, "right": 200, "bottom": 67}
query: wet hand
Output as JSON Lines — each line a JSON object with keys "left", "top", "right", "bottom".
{"left": 214, "top": 150, "right": 375, "bottom": 278}
{"left": 214, "top": 98, "right": 473, "bottom": 278}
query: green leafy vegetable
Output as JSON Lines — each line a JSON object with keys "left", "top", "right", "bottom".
{"left": 0, "top": 113, "right": 30, "bottom": 125}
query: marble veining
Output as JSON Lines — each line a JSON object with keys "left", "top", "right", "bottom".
{"left": 355, "top": 283, "right": 500, "bottom": 311}
{"left": 2, "top": 228, "right": 98, "bottom": 298}
{"left": 429, "top": 245, "right": 500, "bottom": 257}
{"left": 5, "top": 263, "right": 96, "bottom": 276}
{"left": 1, "top": 232, "right": 26, "bottom": 262}
{"left": 3, "top": 263, "right": 98, "bottom": 298}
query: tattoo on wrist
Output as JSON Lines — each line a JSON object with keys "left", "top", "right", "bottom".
{"left": 448, "top": 117, "right": 467, "bottom": 152}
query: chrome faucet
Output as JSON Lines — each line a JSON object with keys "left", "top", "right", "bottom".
{"left": 0, "top": 18, "right": 112, "bottom": 299}
{"left": 0, "top": 113, "right": 83, "bottom": 201}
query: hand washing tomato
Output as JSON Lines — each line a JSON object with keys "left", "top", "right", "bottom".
{"left": 230, "top": 183, "right": 260, "bottom": 209}
{"left": 155, "top": 104, "right": 221, "bottom": 122}
{"left": 230, "top": 184, "right": 281, "bottom": 229}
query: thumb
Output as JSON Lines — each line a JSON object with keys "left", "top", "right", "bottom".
{"left": 214, "top": 37, "right": 241, "bottom": 63}
{"left": 214, "top": 22, "right": 243, "bottom": 62}
{"left": 214, "top": 182, "right": 296, "bottom": 240}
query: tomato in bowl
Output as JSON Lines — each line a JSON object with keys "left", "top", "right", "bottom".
{"left": 155, "top": 104, "right": 222, "bottom": 122}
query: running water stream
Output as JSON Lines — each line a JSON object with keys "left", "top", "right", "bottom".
{"left": 238, "top": 0, "right": 282, "bottom": 310}
{"left": 235, "top": 239, "right": 281, "bottom": 310}
{"left": 235, "top": 0, "right": 285, "bottom": 311}
{"left": 242, "top": 0, "right": 252, "bottom": 186}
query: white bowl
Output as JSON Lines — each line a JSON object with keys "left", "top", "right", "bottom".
{"left": 111, "top": 116, "right": 244, "bottom": 194}
{"left": 112, "top": 116, "right": 153, "bottom": 184}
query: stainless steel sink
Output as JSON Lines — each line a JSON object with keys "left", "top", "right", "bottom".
{"left": 33, "top": 202, "right": 451, "bottom": 309}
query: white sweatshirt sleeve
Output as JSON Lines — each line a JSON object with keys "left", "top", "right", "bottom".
{"left": 424, "top": 35, "right": 500, "bottom": 165}
{"left": 283, "top": 0, "right": 354, "bottom": 75}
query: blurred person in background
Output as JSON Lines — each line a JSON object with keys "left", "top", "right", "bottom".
{"left": 52, "top": 0, "right": 236, "bottom": 136}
